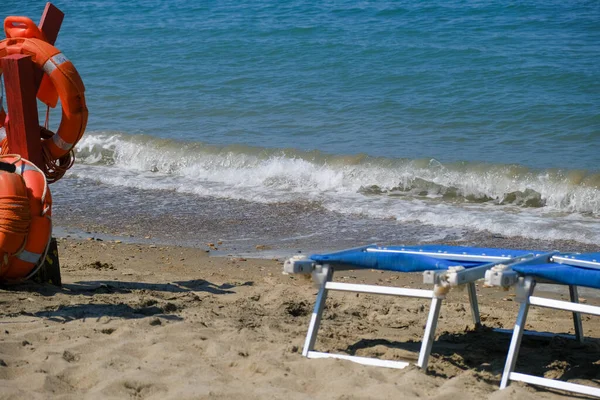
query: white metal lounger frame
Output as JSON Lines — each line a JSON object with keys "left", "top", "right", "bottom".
{"left": 486, "top": 262, "right": 600, "bottom": 398}
{"left": 287, "top": 247, "right": 556, "bottom": 370}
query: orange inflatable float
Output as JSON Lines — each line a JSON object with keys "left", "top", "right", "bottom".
{"left": 3, "top": 16, "right": 59, "bottom": 108}
{"left": 0, "top": 36, "right": 87, "bottom": 161}
{"left": 4, "top": 16, "right": 47, "bottom": 41}
{"left": 0, "top": 155, "right": 52, "bottom": 281}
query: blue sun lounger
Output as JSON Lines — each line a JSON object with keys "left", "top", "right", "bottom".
{"left": 283, "top": 244, "right": 557, "bottom": 370}
{"left": 485, "top": 252, "right": 600, "bottom": 398}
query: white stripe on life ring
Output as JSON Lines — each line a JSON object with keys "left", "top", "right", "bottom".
{"left": 17, "top": 250, "right": 42, "bottom": 264}
{"left": 14, "top": 162, "right": 38, "bottom": 176}
{"left": 41, "top": 53, "right": 69, "bottom": 75}
{"left": 52, "top": 134, "right": 73, "bottom": 151}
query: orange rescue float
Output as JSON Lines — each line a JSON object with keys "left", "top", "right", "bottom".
{"left": 4, "top": 16, "right": 47, "bottom": 41}
{"left": 2, "top": 16, "right": 59, "bottom": 108}
{"left": 0, "top": 36, "right": 87, "bottom": 160}
{"left": 0, "top": 155, "right": 52, "bottom": 281}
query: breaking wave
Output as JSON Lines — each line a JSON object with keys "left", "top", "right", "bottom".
{"left": 63, "top": 131, "right": 600, "bottom": 244}
{"left": 73, "top": 131, "right": 600, "bottom": 214}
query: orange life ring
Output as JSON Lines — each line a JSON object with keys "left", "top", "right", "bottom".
{"left": 4, "top": 16, "right": 47, "bottom": 41}
{"left": 2, "top": 16, "right": 59, "bottom": 108}
{"left": 0, "top": 37, "right": 87, "bottom": 160}
{"left": 0, "top": 155, "right": 52, "bottom": 281}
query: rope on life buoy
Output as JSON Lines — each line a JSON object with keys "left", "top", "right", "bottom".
{"left": 0, "top": 129, "right": 75, "bottom": 183}
{"left": 0, "top": 195, "right": 31, "bottom": 235}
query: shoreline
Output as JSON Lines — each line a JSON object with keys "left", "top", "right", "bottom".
{"left": 0, "top": 236, "right": 598, "bottom": 399}
{"left": 50, "top": 175, "right": 600, "bottom": 256}
{"left": 52, "top": 221, "right": 600, "bottom": 259}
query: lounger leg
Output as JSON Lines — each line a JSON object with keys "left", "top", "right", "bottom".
{"left": 302, "top": 266, "right": 333, "bottom": 357}
{"left": 500, "top": 278, "right": 535, "bottom": 389}
{"left": 467, "top": 282, "right": 481, "bottom": 327}
{"left": 569, "top": 285, "right": 584, "bottom": 343}
{"left": 417, "top": 296, "right": 443, "bottom": 370}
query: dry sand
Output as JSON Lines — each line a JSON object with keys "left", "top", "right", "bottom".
{"left": 0, "top": 238, "right": 599, "bottom": 399}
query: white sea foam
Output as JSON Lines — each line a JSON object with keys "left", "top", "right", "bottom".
{"left": 69, "top": 132, "right": 600, "bottom": 243}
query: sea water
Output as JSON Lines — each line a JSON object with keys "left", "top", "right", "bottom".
{"left": 2, "top": 1, "right": 599, "bottom": 252}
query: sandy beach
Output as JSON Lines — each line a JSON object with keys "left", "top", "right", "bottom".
{"left": 0, "top": 237, "right": 598, "bottom": 399}
{"left": 1, "top": 2, "right": 599, "bottom": 399}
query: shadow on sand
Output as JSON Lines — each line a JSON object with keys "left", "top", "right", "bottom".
{"left": 338, "top": 326, "right": 599, "bottom": 394}
{"left": 1, "top": 279, "right": 254, "bottom": 296}
{"left": 0, "top": 279, "right": 254, "bottom": 322}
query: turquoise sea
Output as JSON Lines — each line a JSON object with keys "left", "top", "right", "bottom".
{"left": 2, "top": 1, "right": 600, "bottom": 251}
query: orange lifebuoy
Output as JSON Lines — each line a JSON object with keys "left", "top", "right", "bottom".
{"left": 0, "top": 155, "right": 52, "bottom": 281}
{"left": 3, "top": 16, "right": 59, "bottom": 107}
{"left": 4, "top": 16, "right": 47, "bottom": 41}
{"left": 0, "top": 37, "right": 87, "bottom": 160}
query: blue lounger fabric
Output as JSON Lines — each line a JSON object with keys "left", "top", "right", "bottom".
{"left": 309, "top": 245, "right": 538, "bottom": 273}
{"left": 564, "top": 252, "right": 600, "bottom": 263}
{"left": 513, "top": 263, "right": 600, "bottom": 289}
{"left": 309, "top": 245, "right": 600, "bottom": 284}
{"left": 311, "top": 251, "right": 465, "bottom": 272}
{"left": 391, "top": 245, "right": 536, "bottom": 258}
{"left": 557, "top": 252, "right": 600, "bottom": 271}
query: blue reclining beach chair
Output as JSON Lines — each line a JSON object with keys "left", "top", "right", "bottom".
{"left": 485, "top": 253, "right": 600, "bottom": 398}
{"left": 283, "top": 244, "right": 556, "bottom": 370}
